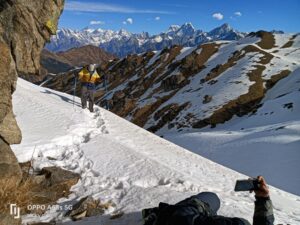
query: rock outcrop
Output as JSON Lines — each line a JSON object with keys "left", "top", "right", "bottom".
{"left": 65, "top": 196, "right": 108, "bottom": 221}
{"left": 0, "top": 0, "right": 64, "bottom": 185}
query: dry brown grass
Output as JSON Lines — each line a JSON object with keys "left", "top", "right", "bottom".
{"left": 204, "top": 49, "right": 244, "bottom": 82}
{"left": 132, "top": 92, "right": 176, "bottom": 127}
{"left": 193, "top": 46, "right": 274, "bottom": 128}
{"left": 149, "top": 46, "right": 183, "bottom": 85}
{"left": 281, "top": 41, "right": 294, "bottom": 49}
{"left": 256, "top": 31, "right": 276, "bottom": 49}
{"left": 107, "top": 54, "right": 148, "bottom": 91}
{"left": 265, "top": 70, "right": 291, "bottom": 89}
{"left": 181, "top": 43, "right": 220, "bottom": 78}
{"left": 242, "top": 45, "right": 274, "bottom": 65}
{"left": 148, "top": 102, "right": 189, "bottom": 132}
{"left": 193, "top": 65, "right": 265, "bottom": 128}
{"left": 113, "top": 98, "right": 137, "bottom": 118}
{"left": 281, "top": 35, "right": 297, "bottom": 48}
{"left": 0, "top": 162, "right": 80, "bottom": 217}
{"left": 0, "top": 177, "right": 35, "bottom": 215}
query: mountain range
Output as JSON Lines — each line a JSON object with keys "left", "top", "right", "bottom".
{"left": 46, "top": 23, "right": 246, "bottom": 57}
{"left": 43, "top": 31, "right": 299, "bottom": 133}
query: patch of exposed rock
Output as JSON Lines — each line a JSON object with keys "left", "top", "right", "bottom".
{"left": 65, "top": 196, "right": 112, "bottom": 221}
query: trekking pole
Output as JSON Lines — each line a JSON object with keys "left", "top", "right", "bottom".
{"left": 73, "top": 73, "right": 77, "bottom": 108}
{"left": 104, "top": 73, "right": 109, "bottom": 110}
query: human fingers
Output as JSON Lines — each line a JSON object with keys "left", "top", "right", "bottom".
{"left": 257, "top": 175, "right": 267, "bottom": 186}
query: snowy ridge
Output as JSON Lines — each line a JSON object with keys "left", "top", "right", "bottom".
{"left": 12, "top": 79, "right": 300, "bottom": 224}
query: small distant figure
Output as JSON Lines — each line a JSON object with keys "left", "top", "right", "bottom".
{"left": 142, "top": 176, "right": 274, "bottom": 225}
{"left": 78, "top": 64, "right": 101, "bottom": 112}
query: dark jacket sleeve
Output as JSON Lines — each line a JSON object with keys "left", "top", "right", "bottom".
{"left": 195, "top": 215, "right": 251, "bottom": 225}
{"left": 253, "top": 196, "right": 274, "bottom": 225}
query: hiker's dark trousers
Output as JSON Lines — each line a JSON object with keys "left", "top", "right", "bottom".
{"left": 81, "top": 85, "right": 95, "bottom": 112}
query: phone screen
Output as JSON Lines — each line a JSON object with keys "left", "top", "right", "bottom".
{"left": 234, "top": 180, "right": 256, "bottom": 192}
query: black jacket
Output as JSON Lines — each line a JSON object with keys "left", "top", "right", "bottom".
{"left": 142, "top": 196, "right": 274, "bottom": 225}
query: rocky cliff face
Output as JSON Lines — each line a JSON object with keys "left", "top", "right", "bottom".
{"left": 42, "top": 32, "right": 300, "bottom": 134}
{"left": 0, "top": 0, "right": 64, "bottom": 184}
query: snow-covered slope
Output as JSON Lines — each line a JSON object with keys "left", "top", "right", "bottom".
{"left": 46, "top": 23, "right": 245, "bottom": 57}
{"left": 162, "top": 68, "right": 300, "bottom": 196}
{"left": 12, "top": 79, "right": 300, "bottom": 224}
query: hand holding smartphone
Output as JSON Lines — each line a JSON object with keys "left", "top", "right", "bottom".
{"left": 234, "top": 178, "right": 260, "bottom": 192}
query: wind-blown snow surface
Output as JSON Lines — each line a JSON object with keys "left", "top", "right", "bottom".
{"left": 12, "top": 79, "right": 300, "bottom": 224}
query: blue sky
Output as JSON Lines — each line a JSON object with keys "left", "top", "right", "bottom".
{"left": 59, "top": 0, "right": 300, "bottom": 34}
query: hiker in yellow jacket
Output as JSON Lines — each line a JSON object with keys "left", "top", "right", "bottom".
{"left": 78, "top": 64, "right": 101, "bottom": 112}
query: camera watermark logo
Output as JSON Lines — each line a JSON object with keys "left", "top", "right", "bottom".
{"left": 10, "top": 204, "right": 20, "bottom": 219}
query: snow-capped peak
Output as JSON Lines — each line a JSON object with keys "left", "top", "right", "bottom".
{"left": 92, "top": 28, "right": 105, "bottom": 34}
{"left": 118, "top": 28, "right": 131, "bottom": 36}
{"left": 176, "top": 22, "right": 196, "bottom": 36}
{"left": 46, "top": 23, "right": 246, "bottom": 57}
{"left": 58, "top": 28, "right": 76, "bottom": 35}
{"left": 81, "top": 27, "right": 96, "bottom": 33}
{"left": 182, "top": 22, "right": 195, "bottom": 30}
{"left": 167, "top": 25, "right": 181, "bottom": 33}
{"left": 208, "top": 23, "right": 233, "bottom": 36}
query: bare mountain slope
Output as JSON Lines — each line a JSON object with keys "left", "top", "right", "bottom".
{"left": 43, "top": 32, "right": 300, "bottom": 134}
{"left": 56, "top": 45, "right": 115, "bottom": 66}
{"left": 41, "top": 49, "right": 73, "bottom": 74}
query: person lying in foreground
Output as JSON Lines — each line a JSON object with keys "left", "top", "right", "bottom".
{"left": 142, "top": 176, "right": 274, "bottom": 225}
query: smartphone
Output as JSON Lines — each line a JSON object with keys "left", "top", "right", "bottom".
{"left": 234, "top": 179, "right": 260, "bottom": 192}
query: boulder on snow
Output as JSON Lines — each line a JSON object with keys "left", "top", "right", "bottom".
{"left": 31, "top": 166, "right": 80, "bottom": 203}
{"left": 40, "top": 166, "right": 80, "bottom": 187}
{"left": 203, "top": 95, "right": 213, "bottom": 104}
{"left": 65, "top": 196, "right": 109, "bottom": 221}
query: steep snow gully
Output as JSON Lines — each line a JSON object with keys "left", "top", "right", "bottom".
{"left": 12, "top": 79, "right": 300, "bottom": 224}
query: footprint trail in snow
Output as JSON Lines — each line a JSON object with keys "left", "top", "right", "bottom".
{"left": 12, "top": 79, "right": 300, "bottom": 225}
